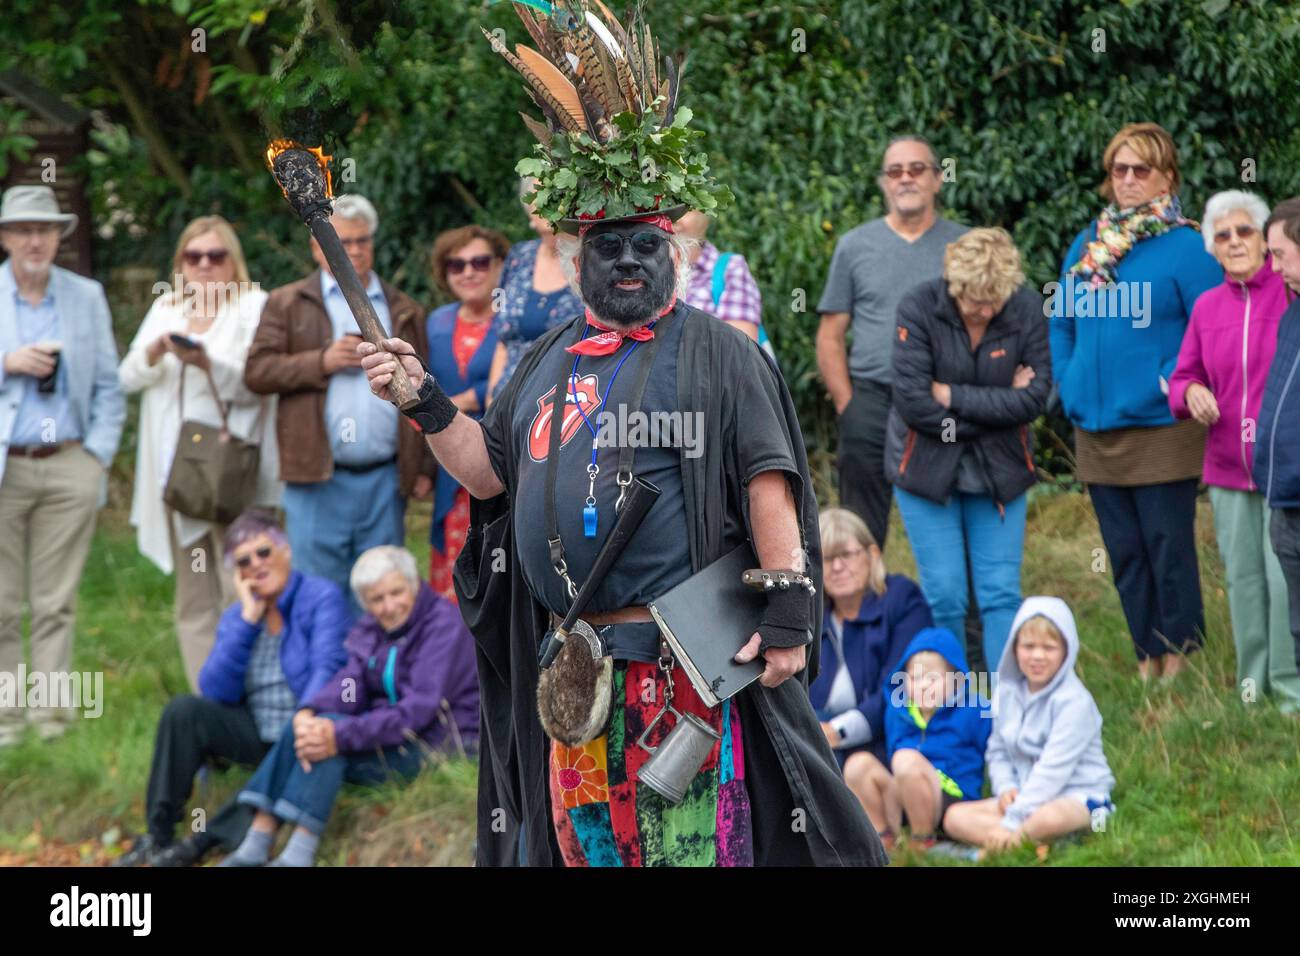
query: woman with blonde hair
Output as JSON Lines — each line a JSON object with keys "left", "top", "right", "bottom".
{"left": 1050, "top": 122, "right": 1221, "bottom": 679}
{"left": 885, "top": 227, "right": 1051, "bottom": 668}
{"left": 810, "top": 507, "right": 932, "bottom": 847}
{"left": 119, "top": 215, "right": 281, "bottom": 689}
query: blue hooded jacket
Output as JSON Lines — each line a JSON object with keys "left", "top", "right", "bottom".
{"left": 884, "top": 627, "right": 991, "bottom": 800}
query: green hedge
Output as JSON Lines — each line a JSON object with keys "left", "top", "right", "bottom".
{"left": 6, "top": 0, "right": 1300, "bottom": 472}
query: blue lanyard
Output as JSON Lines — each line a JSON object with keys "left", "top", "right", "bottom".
{"left": 568, "top": 323, "right": 652, "bottom": 537}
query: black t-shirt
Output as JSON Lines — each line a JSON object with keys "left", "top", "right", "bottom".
{"left": 491, "top": 310, "right": 692, "bottom": 616}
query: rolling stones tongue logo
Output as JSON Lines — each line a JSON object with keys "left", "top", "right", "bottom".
{"left": 528, "top": 373, "right": 602, "bottom": 462}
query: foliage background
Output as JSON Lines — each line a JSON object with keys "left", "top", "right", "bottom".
{"left": 4, "top": 0, "right": 1300, "bottom": 474}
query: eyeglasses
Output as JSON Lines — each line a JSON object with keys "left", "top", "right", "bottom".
{"left": 4, "top": 223, "right": 60, "bottom": 238}
{"left": 182, "top": 248, "right": 229, "bottom": 266}
{"left": 1213, "top": 224, "right": 1258, "bottom": 244}
{"left": 234, "top": 545, "right": 273, "bottom": 569}
{"left": 827, "top": 546, "right": 867, "bottom": 567}
{"left": 446, "top": 254, "right": 495, "bottom": 275}
{"left": 585, "top": 231, "right": 667, "bottom": 259}
{"left": 882, "top": 162, "right": 937, "bottom": 180}
{"left": 1110, "top": 162, "right": 1154, "bottom": 181}
{"left": 340, "top": 235, "right": 374, "bottom": 250}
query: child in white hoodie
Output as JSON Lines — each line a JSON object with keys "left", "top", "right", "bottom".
{"left": 944, "top": 596, "right": 1115, "bottom": 853}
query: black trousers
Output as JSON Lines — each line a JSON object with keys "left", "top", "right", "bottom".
{"left": 144, "top": 694, "right": 269, "bottom": 849}
{"left": 1088, "top": 479, "right": 1205, "bottom": 661}
{"left": 1268, "top": 508, "right": 1300, "bottom": 668}
{"left": 837, "top": 379, "right": 894, "bottom": 547}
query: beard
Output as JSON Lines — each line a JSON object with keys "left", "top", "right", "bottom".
{"left": 581, "top": 268, "right": 676, "bottom": 328}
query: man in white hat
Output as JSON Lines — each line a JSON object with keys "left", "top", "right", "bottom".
{"left": 0, "top": 184, "right": 125, "bottom": 744}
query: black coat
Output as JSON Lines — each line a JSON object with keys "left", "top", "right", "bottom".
{"left": 885, "top": 279, "right": 1051, "bottom": 505}
{"left": 456, "top": 302, "right": 887, "bottom": 867}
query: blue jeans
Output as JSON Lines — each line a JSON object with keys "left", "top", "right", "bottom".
{"left": 281, "top": 462, "right": 405, "bottom": 616}
{"left": 236, "top": 715, "right": 428, "bottom": 835}
{"left": 894, "top": 487, "right": 1026, "bottom": 668}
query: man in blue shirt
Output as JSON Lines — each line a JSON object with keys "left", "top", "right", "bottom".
{"left": 245, "top": 195, "right": 432, "bottom": 613}
{"left": 0, "top": 185, "right": 125, "bottom": 745}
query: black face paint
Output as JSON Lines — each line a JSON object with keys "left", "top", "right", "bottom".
{"left": 579, "top": 221, "right": 676, "bottom": 328}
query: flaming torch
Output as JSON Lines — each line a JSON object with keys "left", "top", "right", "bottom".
{"left": 265, "top": 139, "right": 419, "bottom": 409}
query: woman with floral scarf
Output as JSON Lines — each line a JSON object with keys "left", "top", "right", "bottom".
{"left": 1049, "top": 123, "right": 1221, "bottom": 680}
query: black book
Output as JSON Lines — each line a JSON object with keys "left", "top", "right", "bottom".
{"left": 648, "top": 544, "right": 767, "bottom": 708}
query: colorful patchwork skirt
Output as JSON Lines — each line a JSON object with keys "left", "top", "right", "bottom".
{"left": 548, "top": 660, "right": 753, "bottom": 866}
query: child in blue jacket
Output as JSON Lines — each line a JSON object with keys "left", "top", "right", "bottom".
{"left": 885, "top": 627, "right": 991, "bottom": 841}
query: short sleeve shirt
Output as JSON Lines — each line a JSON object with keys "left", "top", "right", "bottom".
{"left": 818, "top": 217, "right": 968, "bottom": 385}
{"left": 487, "top": 309, "right": 692, "bottom": 616}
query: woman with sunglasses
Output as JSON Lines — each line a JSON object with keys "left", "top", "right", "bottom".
{"left": 119, "top": 215, "right": 281, "bottom": 690}
{"left": 485, "top": 177, "right": 584, "bottom": 403}
{"left": 1168, "top": 191, "right": 1300, "bottom": 709}
{"left": 424, "top": 225, "right": 509, "bottom": 597}
{"left": 1049, "top": 123, "right": 1222, "bottom": 681}
{"left": 114, "top": 509, "right": 350, "bottom": 867}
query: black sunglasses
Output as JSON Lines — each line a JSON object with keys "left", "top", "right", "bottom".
{"left": 182, "top": 248, "right": 229, "bottom": 266}
{"left": 585, "top": 231, "right": 667, "bottom": 259}
{"left": 234, "top": 545, "right": 273, "bottom": 569}
{"left": 446, "top": 254, "right": 495, "bottom": 275}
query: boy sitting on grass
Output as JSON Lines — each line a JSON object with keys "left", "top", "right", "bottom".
{"left": 944, "top": 596, "right": 1115, "bottom": 854}
{"left": 885, "top": 628, "right": 991, "bottom": 847}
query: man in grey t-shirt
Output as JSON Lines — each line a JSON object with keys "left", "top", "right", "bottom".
{"left": 816, "top": 135, "right": 967, "bottom": 546}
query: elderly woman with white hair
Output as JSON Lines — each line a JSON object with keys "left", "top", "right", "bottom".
{"left": 1170, "top": 190, "right": 1300, "bottom": 710}
{"left": 220, "top": 544, "right": 480, "bottom": 866}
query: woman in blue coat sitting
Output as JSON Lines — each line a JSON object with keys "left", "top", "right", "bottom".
{"left": 423, "top": 225, "right": 508, "bottom": 599}
{"left": 810, "top": 507, "right": 933, "bottom": 846}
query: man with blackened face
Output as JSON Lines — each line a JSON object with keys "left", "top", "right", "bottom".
{"left": 578, "top": 220, "right": 679, "bottom": 329}
{"left": 359, "top": 0, "right": 886, "bottom": 868}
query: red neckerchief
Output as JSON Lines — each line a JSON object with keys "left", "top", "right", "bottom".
{"left": 565, "top": 294, "right": 677, "bottom": 356}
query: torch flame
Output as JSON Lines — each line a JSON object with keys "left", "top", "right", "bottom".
{"left": 265, "top": 139, "right": 334, "bottom": 199}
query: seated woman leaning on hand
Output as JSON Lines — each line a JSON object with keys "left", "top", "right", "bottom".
{"left": 810, "top": 507, "right": 933, "bottom": 849}
{"left": 219, "top": 545, "right": 481, "bottom": 867}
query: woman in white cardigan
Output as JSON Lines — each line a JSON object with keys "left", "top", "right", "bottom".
{"left": 119, "top": 216, "right": 281, "bottom": 689}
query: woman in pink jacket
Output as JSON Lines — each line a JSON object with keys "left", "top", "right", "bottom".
{"left": 1170, "top": 190, "right": 1300, "bottom": 711}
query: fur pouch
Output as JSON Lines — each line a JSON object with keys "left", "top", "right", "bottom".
{"left": 537, "top": 620, "right": 614, "bottom": 747}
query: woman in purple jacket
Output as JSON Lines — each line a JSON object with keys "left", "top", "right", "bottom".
{"left": 1169, "top": 190, "right": 1300, "bottom": 711}
{"left": 221, "top": 546, "right": 480, "bottom": 866}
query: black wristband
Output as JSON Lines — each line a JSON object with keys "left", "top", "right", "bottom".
{"left": 406, "top": 373, "right": 458, "bottom": 435}
{"left": 758, "top": 585, "right": 812, "bottom": 652}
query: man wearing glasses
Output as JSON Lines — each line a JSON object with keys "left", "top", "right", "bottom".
{"left": 245, "top": 194, "right": 432, "bottom": 614}
{"left": 0, "top": 185, "right": 124, "bottom": 745}
{"left": 817, "top": 136, "right": 968, "bottom": 550}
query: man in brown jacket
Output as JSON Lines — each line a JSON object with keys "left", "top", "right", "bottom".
{"left": 245, "top": 194, "right": 432, "bottom": 611}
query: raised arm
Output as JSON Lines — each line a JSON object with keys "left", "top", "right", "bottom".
{"left": 361, "top": 337, "right": 504, "bottom": 500}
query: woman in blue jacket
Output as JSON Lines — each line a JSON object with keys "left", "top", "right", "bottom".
{"left": 1049, "top": 123, "right": 1221, "bottom": 679}
{"left": 116, "top": 508, "right": 350, "bottom": 867}
{"left": 424, "top": 225, "right": 507, "bottom": 599}
{"left": 810, "top": 507, "right": 933, "bottom": 844}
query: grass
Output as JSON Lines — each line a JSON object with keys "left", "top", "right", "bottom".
{"left": 2, "top": 489, "right": 1299, "bottom": 866}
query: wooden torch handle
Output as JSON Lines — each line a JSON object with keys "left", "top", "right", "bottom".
{"left": 308, "top": 218, "right": 420, "bottom": 410}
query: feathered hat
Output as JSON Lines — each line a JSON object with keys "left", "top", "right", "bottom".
{"left": 483, "top": 0, "right": 733, "bottom": 234}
